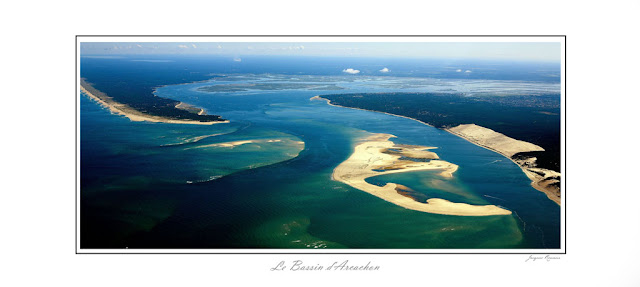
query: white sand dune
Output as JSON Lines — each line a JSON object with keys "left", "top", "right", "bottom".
{"left": 446, "top": 124, "right": 544, "bottom": 157}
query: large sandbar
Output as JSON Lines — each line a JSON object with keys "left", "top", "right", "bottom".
{"left": 332, "top": 133, "right": 512, "bottom": 216}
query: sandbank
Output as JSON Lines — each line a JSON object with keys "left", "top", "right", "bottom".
{"left": 159, "top": 132, "right": 234, "bottom": 147}
{"left": 187, "top": 140, "right": 256, "bottom": 149}
{"left": 186, "top": 138, "right": 292, "bottom": 149}
{"left": 332, "top": 133, "right": 511, "bottom": 216}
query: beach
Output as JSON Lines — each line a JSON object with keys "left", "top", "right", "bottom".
{"left": 80, "top": 80, "right": 229, "bottom": 125}
{"left": 331, "top": 133, "right": 512, "bottom": 216}
{"left": 312, "top": 96, "right": 435, "bottom": 127}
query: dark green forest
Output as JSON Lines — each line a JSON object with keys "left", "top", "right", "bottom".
{"left": 81, "top": 60, "right": 226, "bottom": 123}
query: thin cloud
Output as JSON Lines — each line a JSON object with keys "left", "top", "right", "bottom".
{"left": 178, "top": 45, "right": 189, "bottom": 49}
{"left": 456, "top": 69, "right": 462, "bottom": 72}
{"left": 342, "top": 68, "right": 360, "bottom": 74}
{"left": 464, "top": 70, "right": 472, "bottom": 73}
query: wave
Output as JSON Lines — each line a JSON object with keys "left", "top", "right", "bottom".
{"left": 160, "top": 131, "right": 236, "bottom": 147}
{"left": 186, "top": 175, "right": 224, "bottom": 184}
{"left": 483, "top": 194, "right": 506, "bottom": 201}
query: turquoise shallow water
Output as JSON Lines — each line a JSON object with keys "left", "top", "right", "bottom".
{"left": 80, "top": 74, "right": 560, "bottom": 249}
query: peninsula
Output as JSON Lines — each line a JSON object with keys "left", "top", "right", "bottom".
{"left": 81, "top": 78, "right": 228, "bottom": 125}
{"left": 332, "top": 133, "right": 512, "bottom": 216}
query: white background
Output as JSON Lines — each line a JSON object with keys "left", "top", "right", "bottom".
{"left": 2, "top": 0, "right": 639, "bottom": 286}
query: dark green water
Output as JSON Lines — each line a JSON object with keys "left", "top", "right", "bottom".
{"left": 80, "top": 60, "right": 560, "bottom": 249}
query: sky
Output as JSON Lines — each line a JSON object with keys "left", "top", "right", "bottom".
{"left": 80, "top": 42, "right": 561, "bottom": 62}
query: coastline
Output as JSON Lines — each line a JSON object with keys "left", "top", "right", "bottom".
{"left": 316, "top": 95, "right": 561, "bottom": 205}
{"left": 81, "top": 80, "right": 229, "bottom": 125}
{"left": 311, "top": 96, "right": 434, "bottom": 127}
{"left": 331, "top": 133, "right": 512, "bottom": 216}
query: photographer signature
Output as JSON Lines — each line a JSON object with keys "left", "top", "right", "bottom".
{"left": 525, "top": 255, "right": 561, "bottom": 262}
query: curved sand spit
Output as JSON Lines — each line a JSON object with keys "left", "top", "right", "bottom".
{"left": 332, "top": 133, "right": 511, "bottom": 216}
{"left": 80, "top": 82, "right": 229, "bottom": 125}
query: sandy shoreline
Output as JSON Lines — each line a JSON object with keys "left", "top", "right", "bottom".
{"left": 81, "top": 80, "right": 229, "bottom": 125}
{"left": 331, "top": 133, "right": 511, "bottom": 216}
{"left": 312, "top": 96, "right": 434, "bottom": 127}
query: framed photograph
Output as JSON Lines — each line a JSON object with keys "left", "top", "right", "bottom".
{"left": 76, "top": 36, "right": 565, "bottom": 254}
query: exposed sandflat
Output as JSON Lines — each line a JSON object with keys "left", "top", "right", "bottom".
{"left": 185, "top": 139, "right": 296, "bottom": 149}
{"left": 332, "top": 133, "right": 511, "bottom": 216}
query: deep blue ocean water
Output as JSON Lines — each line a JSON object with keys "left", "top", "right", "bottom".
{"left": 80, "top": 55, "right": 560, "bottom": 249}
